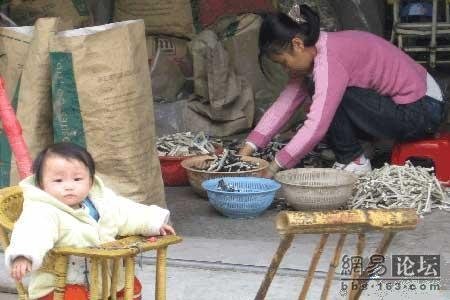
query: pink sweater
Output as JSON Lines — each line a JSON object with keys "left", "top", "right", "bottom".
{"left": 247, "top": 30, "right": 427, "bottom": 168}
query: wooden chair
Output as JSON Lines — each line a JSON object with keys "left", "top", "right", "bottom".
{"left": 389, "top": 0, "right": 450, "bottom": 67}
{"left": 255, "top": 209, "right": 418, "bottom": 300}
{"left": 0, "top": 186, "right": 182, "bottom": 300}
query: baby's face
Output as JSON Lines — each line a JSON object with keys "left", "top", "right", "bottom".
{"left": 41, "top": 155, "right": 92, "bottom": 208}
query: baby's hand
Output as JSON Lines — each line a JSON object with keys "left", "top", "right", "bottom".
{"left": 11, "top": 256, "right": 31, "bottom": 282}
{"left": 159, "top": 224, "right": 176, "bottom": 236}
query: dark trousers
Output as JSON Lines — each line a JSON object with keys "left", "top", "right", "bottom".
{"left": 328, "top": 87, "right": 445, "bottom": 164}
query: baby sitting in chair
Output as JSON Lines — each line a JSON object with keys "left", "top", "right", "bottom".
{"left": 4, "top": 142, "right": 175, "bottom": 299}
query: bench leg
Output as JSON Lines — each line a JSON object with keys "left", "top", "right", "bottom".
{"left": 124, "top": 257, "right": 135, "bottom": 300}
{"left": 299, "top": 234, "right": 329, "bottom": 300}
{"left": 53, "top": 255, "right": 68, "bottom": 300}
{"left": 156, "top": 247, "right": 168, "bottom": 300}
{"left": 350, "top": 232, "right": 396, "bottom": 300}
{"left": 255, "top": 234, "right": 295, "bottom": 300}
{"left": 321, "top": 234, "right": 347, "bottom": 300}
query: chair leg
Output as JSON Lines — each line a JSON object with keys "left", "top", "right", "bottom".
{"left": 53, "top": 255, "right": 69, "bottom": 300}
{"left": 254, "top": 234, "right": 295, "bottom": 300}
{"left": 156, "top": 247, "right": 168, "bottom": 300}
{"left": 90, "top": 258, "right": 100, "bottom": 300}
{"left": 430, "top": 0, "right": 438, "bottom": 68}
{"left": 348, "top": 233, "right": 366, "bottom": 300}
{"left": 16, "top": 282, "right": 28, "bottom": 300}
{"left": 110, "top": 258, "right": 120, "bottom": 300}
{"left": 446, "top": 1, "right": 449, "bottom": 23}
{"left": 298, "top": 234, "right": 329, "bottom": 300}
{"left": 351, "top": 232, "right": 396, "bottom": 300}
{"left": 101, "top": 259, "right": 109, "bottom": 300}
{"left": 320, "top": 234, "right": 347, "bottom": 300}
{"left": 124, "top": 257, "right": 135, "bottom": 300}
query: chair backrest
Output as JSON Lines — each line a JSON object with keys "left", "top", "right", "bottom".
{"left": 0, "top": 186, "right": 28, "bottom": 299}
{"left": 0, "top": 186, "right": 24, "bottom": 232}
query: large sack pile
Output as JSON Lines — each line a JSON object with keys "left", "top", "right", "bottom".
{"left": 0, "top": 18, "right": 166, "bottom": 207}
{"left": 9, "top": 0, "right": 92, "bottom": 29}
{"left": 0, "top": 24, "right": 33, "bottom": 187}
{"left": 146, "top": 35, "right": 192, "bottom": 103}
{"left": 185, "top": 30, "right": 255, "bottom": 137}
{"left": 50, "top": 20, "right": 165, "bottom": 206}
{"left": 114, "top": 0, "right": 195, "bottom": 38}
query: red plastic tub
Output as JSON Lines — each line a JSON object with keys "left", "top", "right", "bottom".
{"left": 159, "top": 155, "right": 193, "bottom": 186}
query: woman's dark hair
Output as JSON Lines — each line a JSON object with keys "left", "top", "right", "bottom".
{"left": 33, "top": 142, "right": 95, "bottom": 187}
{"left": 258, "top": 5, "right": 320, "bottom": 76}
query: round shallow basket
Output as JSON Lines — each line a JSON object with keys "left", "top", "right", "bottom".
{"left": 159, "top": 155, "right": 194, "bottom": 186}
{"left": 181, "top": 155, "right": 269, "bottom": 198}
{"left": 202, "top": 177, "right": 281, "bottom": 218}
{"left": 274, "top": 168, "right": 357, "bottom": 210}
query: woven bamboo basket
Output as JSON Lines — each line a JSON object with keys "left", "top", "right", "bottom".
{"left": 181, "top": 155, "right": 269, "bottom": 198}
{"left": 274, "top": 168, "right": 357, "bottom": 210}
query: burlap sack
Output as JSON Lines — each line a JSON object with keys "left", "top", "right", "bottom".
{"left": 212, "top": 14, "right": 287, "bottom": 114}
{"left": 114, "top": 0, "right": 194, "bottom": 38}
{"left": 9, "top": 0, "right": 92, "bottom": 30}
{"left": 186, "top": 30, "right": 254, "bottom": 137}
{"left": 49, "top": 20, "right": 165, "bottom": 206}
{"left": 147, "top": 35, "right": 192, "bottom": 102}
{"left": 0, "top": 25, "right": 33, "bottom": 187}
{"left": 9, "top": 18, "right": 59, "bottom": 186}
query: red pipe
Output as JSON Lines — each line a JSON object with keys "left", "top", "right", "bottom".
{"left": 0, "top": 77, "right": 32, "bottom": 179}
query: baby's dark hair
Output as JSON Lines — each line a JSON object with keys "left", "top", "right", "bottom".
{"left": 258, "top": 5, "right": 320, "bottom": 76}
{"left": 32, "top": 142, "right": 95, "bottom": 187}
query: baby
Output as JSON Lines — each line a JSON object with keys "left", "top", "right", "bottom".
{"left": 5, "top": 142, "right": 175, "bottom": 299}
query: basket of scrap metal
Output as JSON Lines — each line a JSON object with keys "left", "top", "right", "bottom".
{"left": 274, "top": 168, "right": 358, "bottom": 210}
{"left": 158, "top": 132, "right": 222, "bottom": 186}
{"left": 202, "top": 177, "right": 281, "bottom": 218}
{"left": 181, "top": 150, "right": 269, "bottom": 197}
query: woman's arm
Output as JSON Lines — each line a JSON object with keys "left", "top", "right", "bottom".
{"left": 245, "top": 77, "right": 308, "bottom": 150}
{"left": 275, "top": 56, "right": 350, "bottom": 168}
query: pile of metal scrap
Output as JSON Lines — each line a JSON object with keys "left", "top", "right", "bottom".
{"left": 194, "top": 149, "right": 260, "bottom": 172}
{"left": 254, "top": 141, "right": 286, "bottom": 162}
{"left": 349, "top": 162, "right": 450, "bottom": 216}
{"left": 157, "top": 132, "right": 222, "bottom": 156}
{"left": 251, "top": 140, "right": 334, "bottom": 168}
{"left": 217, "top": 179, "right": 240, "bottom": 192}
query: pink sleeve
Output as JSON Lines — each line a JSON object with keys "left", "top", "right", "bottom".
{"left": 276, "top": 55, "right": 349, "bottom": 168}
{"left": 246, "top": 78, "right": 307, "bottom": 149}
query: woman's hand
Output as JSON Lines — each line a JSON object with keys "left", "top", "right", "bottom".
{"left": 11, "top": 256, "right": 32, "bottom": 282}
{"left": 263, "top": 161, "right": 282, "bottom": 179}
{"left": 159, "top": 224, "right": 176, "bottom": 236}
{"left": 238, "top": 143, "right": 255, "bottom": 157}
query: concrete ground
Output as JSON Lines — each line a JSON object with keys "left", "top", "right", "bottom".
{"left": 1, "top": 185, "right": 449, "bottom": 300}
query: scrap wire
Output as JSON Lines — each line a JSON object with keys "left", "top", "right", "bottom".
{"left": 254, "top": 142, "right": 286, "bottom": 162}
{"left": 217, "top": 179, "right": 240, "bottom": 192}
{"left": 349, "top": 162, "right": 450, "bottom": 216}
{"left": 198, "top": 150, "right": 260, "bottom": 172}
{"left": 157, "top": 132, "right": 221, "bottom": 156}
